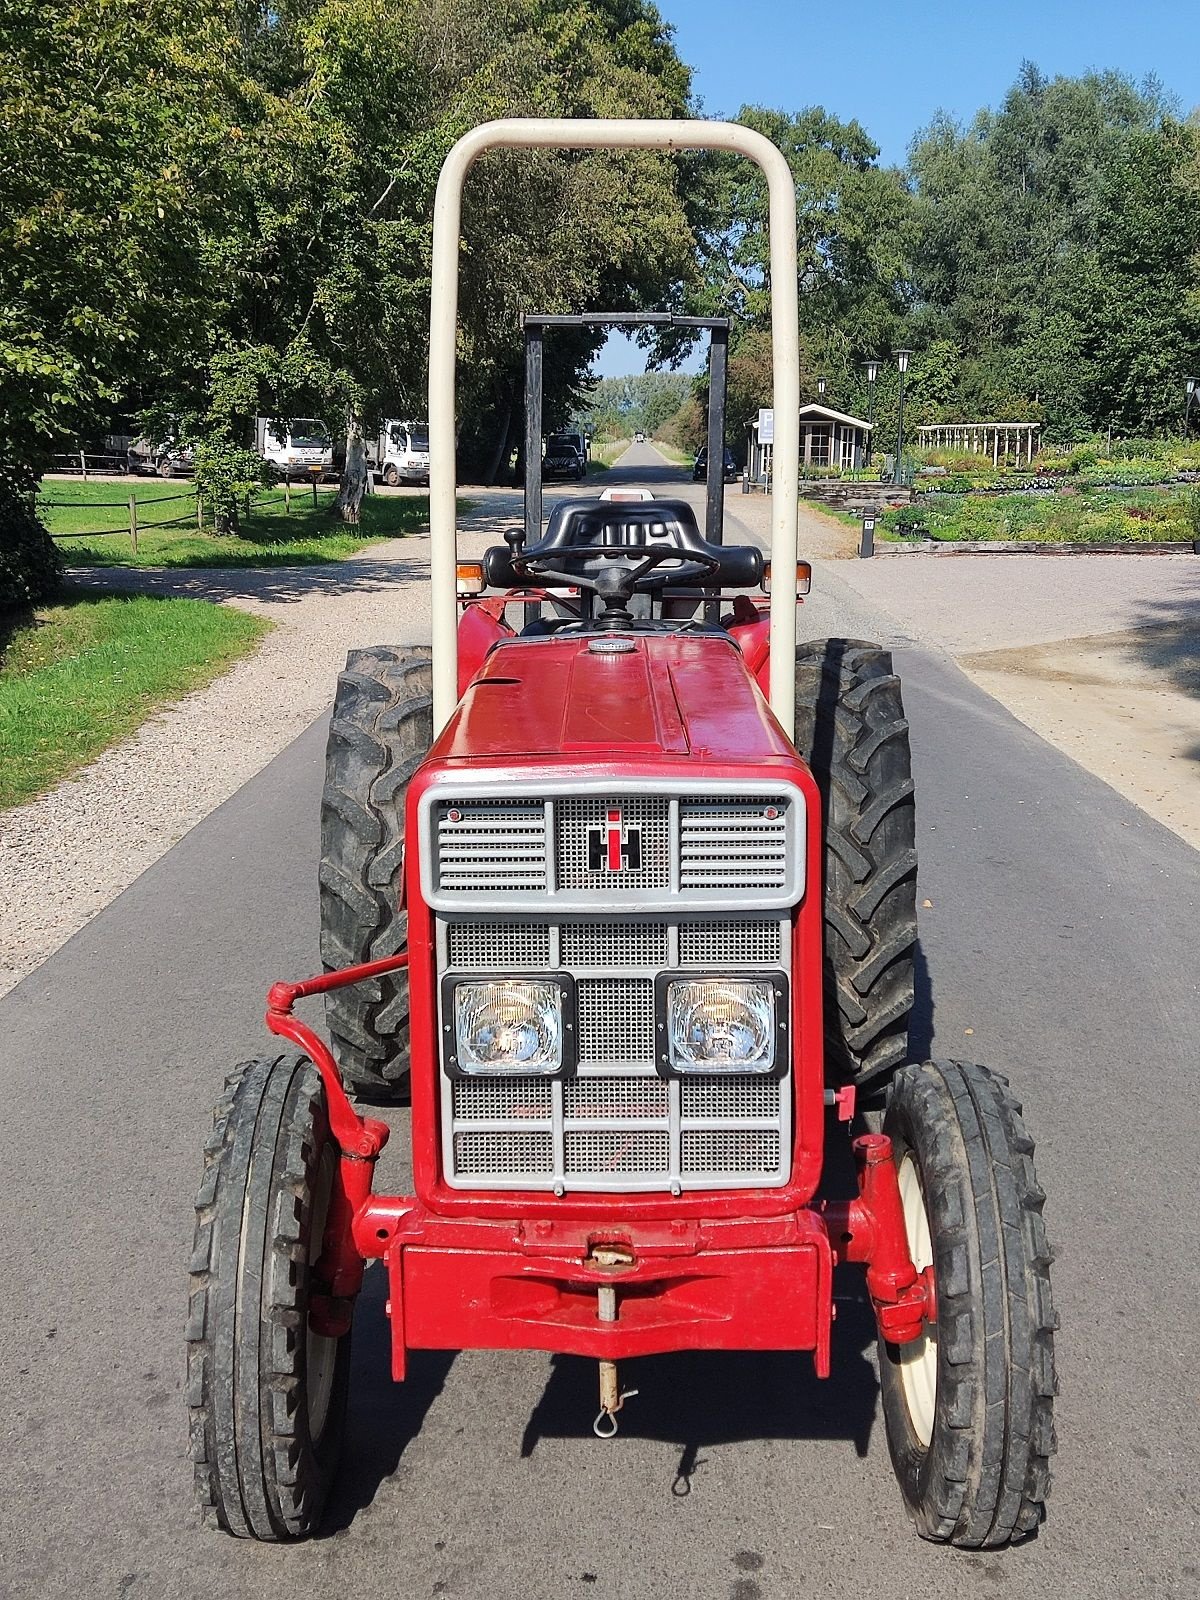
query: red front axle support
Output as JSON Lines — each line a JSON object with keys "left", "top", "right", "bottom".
{"left": 263, "top": 956, "right": 934, "bottom": 1351}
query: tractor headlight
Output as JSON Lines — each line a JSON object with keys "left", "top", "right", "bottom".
{"left": 449, "top": 977, "right": 573, "bottom": 1076}
{"left": 661, "top": 976, "right": 782, "bottom": 1075}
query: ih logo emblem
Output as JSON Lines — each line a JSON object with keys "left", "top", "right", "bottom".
{"left": 588, "top": 807, "right": 642, "bottom": 873}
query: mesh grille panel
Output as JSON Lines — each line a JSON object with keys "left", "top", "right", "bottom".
{"left": 447, "top": 922, "right": 552, "bottom": 970}
{"left": 436, "top": 798, "right": 547, "bottom": 892}
{"left": 453, "top": 1130, "right": 553, "bottom": 1175}
{"left": 682, "top": 1077, "right": 781, "bottom": 1120}
{"left": 561, "top": 920, "right": 668, "bottom": 968}
{"left": 679, "top": 919, "right": 783, "bottom": 966}
{"left": 566, "top": 1130, "right": 669, "bottom": 1175}
{"left": 682, "top": 1129, "right": 781, "bottom": 1174}
{"left": 577, "top": 978, "right": 655, "bottom": 1064}
{"left": 679, "top": 797, "right": 789, "bottom": 889}
{"left": 555, "top": 796, "right": 670, "bottom": 890}
{"left": 452, "top": 1077, "right": 553, "bottom": 1121}
{"left": 564, "top": 1075, "right": 669, "bottom": 1120}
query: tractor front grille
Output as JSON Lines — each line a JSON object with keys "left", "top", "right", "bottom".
{"left": 424, "top": 784, "right": 804, "bottom": 909}
{"left": 437, "top": 912, "right": 792, "bottom": 1193}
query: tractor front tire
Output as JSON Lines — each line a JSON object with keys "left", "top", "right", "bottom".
{"left": 187, "top": 1055, "right": 351, "bottom": 1540}
{"left": 320, "top": 645, "right": 433, "bottom": 1099}
{"left": 794, "top": 639, "right": 917, "bottom": 1093}
{"left": 878, "top": 1060, "right": 1057, "bottom": 1546}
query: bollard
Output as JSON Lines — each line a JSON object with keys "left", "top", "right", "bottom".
{"left": 859, "top": 514, "right": 875, "bottom": 559}
{"left": 741, "top": 469, "right": 750, "bottom": 495}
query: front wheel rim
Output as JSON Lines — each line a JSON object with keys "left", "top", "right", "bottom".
{"left": 896, "top": 1153, "right": 937, "bottom": 1448}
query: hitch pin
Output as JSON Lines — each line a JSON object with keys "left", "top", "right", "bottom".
{"left": 593, "top": 1283, "right": 638, "bottom": 1439}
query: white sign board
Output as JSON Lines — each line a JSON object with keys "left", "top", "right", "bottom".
{"left": 757, "top": 407, "right": 775, "bottom": 444}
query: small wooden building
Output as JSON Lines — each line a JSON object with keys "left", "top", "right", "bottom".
{"left": 746, "top": 403, "right": 873, "bottom": 482}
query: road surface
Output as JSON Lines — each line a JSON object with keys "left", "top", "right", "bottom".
{"left": 2, "top": 443, "right": 1198, "bottom": 1599}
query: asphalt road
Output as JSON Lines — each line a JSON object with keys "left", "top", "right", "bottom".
{"left": 3, "top": 444, "right": 1199, "bottom": 1599}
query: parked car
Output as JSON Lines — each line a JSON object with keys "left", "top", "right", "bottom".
{"left": 126, "top": 437, "right": 195, "bottom": 478}
{"left": 369, "top": 420, "right": 430, "bottom": 486}
{"left": 692, "top": 445, "right": 738, "bottom": 482}
{"left": 543, "top": 432, "right": 586, "bottom": 481}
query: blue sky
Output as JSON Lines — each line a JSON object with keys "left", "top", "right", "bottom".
{"left": 593, "top": 0, "right": 1200, "bottom": 377}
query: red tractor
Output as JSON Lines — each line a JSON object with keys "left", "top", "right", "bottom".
{"left": 187, "top": 119, "right": 1056, "bottom": 1548}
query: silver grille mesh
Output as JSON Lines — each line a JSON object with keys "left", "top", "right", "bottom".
{"left": 561, "top": 920, "right": 668, "bottom": 968}
{"left": 682, "top": 1129, "right": 781, "bottom": 1174}
{"left": 441, "top": 918, "right": 789, "bottom": 1189}
{"left": 452, "top": 1077, "right": 553, "bottom": 1120}
{"left": 555, "top": 795, "right": 670, "bottom": 890}
{"left": 447, "top": 922, "right": 552, "bottom": 970}
{"left": 453, "top": 1130, "right": 554, "bottom": 1175}
{"left": 679, "top": 798, "right": 789, "bottom": 889}
{"left": 577, "top": 978, "right": 655, "bottom": 1064}
{"left": 566, "top": 1130, "right": 669, "bottom": 1175}
{"left": 564, "top": 1075, "right": 669, "bottom": 1120}
{"left": 681, "top": 1077, "right": 781, "bottom": 1120}
{"left": 436, "top": 798, "right": 547, "bottom": 892}
{"left": 679, "top": 919, "right": 784, "bottom": 966}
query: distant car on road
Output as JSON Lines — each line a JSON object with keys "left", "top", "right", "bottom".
{"left": 543, "top": 432, "right": 586, "bottom": 481}
{"left": 634, "top": 431, "right": 645, "bottom": 443}
{"left": 693, "top": 445, "right": 738, "bottom": 482}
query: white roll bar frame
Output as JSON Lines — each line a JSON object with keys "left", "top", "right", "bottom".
{"left": 429, "top": 118, "right": 799, "bottom": 735}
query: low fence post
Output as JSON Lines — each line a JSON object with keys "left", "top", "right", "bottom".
{"left": 311, "top": 476, "right": 318, "bottom": 510}
{"left": 80, "top": 449, "right": 89, "bottom": 482}
{"left": 128, "top": 494, "right": 139, "bottom": 554}
{"left": 196, "top": 493, "right": 203, "bottom": 532}
{"left": 284, "top": 478, "right": 291, "bottom": 514}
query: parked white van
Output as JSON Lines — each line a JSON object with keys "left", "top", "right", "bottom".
{"left": 255, "top": 417, "right": 334, "bottom": 481}
{"left": 369, "top": 420, "right": 430, "bottom": 486}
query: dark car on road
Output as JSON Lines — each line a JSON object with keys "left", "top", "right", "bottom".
{"left": 543, "top": 432, "right": 586, "bottom": 481}
{"left": 693, "top": 445, "right": 738, "bottom": 482}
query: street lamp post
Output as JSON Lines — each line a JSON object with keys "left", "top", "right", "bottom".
{"left": 893, "top": 349, "right": 912, "bottom": 485}
{"left": 1185, "top": 376, "right": 1198, "bottom": 439}
{"left": 816, "top": 374, "right": 827, "bottom": 399}
{"left": 863, "top": 358, "right": 879, "bottom": 465}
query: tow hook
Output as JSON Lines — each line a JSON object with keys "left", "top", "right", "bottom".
{"left": 587, "top": 1244, "right": 638, "bottom": 1438}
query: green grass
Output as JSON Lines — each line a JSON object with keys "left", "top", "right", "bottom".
{"left": 882, "top": 485, "right": 1199, "bottom": 543}
{"left": 589, "top": 438, "right": 631, "bottom": 467}
{"left": 40, "top": 481, "right": 437, "bottom": 568}
{"left": 651, "top": 439, "right": 690, "bottom": 465}
{"left": 0, "top": 591, "right": 270, "bottom": 808}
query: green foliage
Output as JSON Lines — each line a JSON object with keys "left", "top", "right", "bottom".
{"left": 883, "top": 485, "right": 1196, "bottom": 543}
{"left": 192, "top": 443, "right": 273, "bottom": 531}
{"left": 0, "top": 468, "right": 63, "bottom": 609}
{"left": 0, "top": 593, "right": 268, "bottom": 807}
{"left": 575, "top": 372, "right": 694, "bottom": 441}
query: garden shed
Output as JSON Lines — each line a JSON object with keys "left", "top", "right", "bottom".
{"left": 746, "top": 403, "right": 873, "bottom": 482}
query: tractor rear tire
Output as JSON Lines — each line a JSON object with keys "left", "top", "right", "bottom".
{"left": 878, "top": 1060, "right": 1057, "bottom": 1546}
{"left": 794, "top": 639, "right": 917, "bottom": 1093}
{"left": 187, "top": 1054, "right": 351, "bottom": 1540}
{"left": 319, "top": 645, "right": 433, "bottom": 1099}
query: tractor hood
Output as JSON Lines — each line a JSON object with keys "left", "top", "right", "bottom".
{"left": 435, "top": 633, "right": 795, "bottom": 766}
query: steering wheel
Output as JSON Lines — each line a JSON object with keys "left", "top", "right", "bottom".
{"left": 511, "top": 543, "right": 721, "bottom": 610}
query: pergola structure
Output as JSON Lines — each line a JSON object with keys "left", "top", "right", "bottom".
{"left": 917, "top": 422, "right": 1041, "bottom": 466}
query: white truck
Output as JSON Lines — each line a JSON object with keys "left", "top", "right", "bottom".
{"left": 255, "top": 417, "right": 334, "bottom": 482}
{"left": 368, "top": 420, "right": 430, "bottom": 486}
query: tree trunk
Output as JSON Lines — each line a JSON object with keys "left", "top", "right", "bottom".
{"left": 484, "top": 383, "right": 515, "bottom": 486}
{"left": 335, "top": 410, "right": 369, "bottom": 524}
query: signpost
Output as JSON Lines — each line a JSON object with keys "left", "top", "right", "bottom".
{"left": 860, "top": 513, "right": 876, "bottom": 559}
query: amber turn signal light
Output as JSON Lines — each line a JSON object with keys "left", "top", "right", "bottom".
{"left": 456, "top": 562, "right": 485, "bottom": 595}
{"left": 762, "top": 560, "right": 811, "bottom": 597}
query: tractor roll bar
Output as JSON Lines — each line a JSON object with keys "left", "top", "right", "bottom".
{"left": 428, "top": 118, "right": 800, "bottom": 735}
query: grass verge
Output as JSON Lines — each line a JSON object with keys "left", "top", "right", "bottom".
{"left": 0, "top": 590, "right": 270, "bottom": 808}
{"left": 41, "top": 482, "right": 436, "bottom": 568}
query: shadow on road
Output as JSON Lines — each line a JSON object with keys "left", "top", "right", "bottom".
{"left": 321, "top": 1265, "right": 457, "bottom": 1537}
{"left": 63, "top": 555, "right": 430, "bottom": 607}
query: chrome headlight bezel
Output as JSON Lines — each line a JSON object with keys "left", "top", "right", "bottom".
{"left": 654, "top": 970, "right": 789, "bottom": 1079}
{"left": 440, "top": 972, "right": 577, "bottom": 1078}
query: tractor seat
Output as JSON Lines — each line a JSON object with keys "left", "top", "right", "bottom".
{"left": 482, "top": 497, "right": 763, "bottom": 590}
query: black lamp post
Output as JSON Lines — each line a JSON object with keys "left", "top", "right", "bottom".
{"left": 1185, "top": 376, "right": 1198, "bottom": 439}
{"left": 863, "top": 358, "right": 880, "bottom": 464}
{"left": 893, "top": 349, "right": 913, "bottom": 484}
{"left": 816, "top": 375, "right": 827, "bottom": 399}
